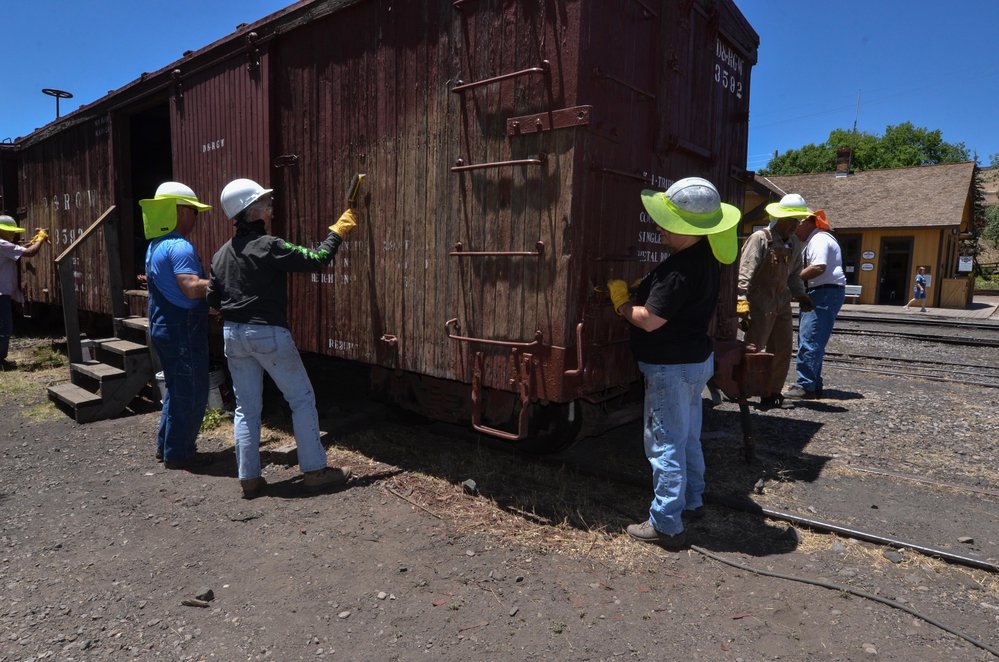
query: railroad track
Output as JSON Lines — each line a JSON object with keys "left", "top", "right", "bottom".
{"left": 793, "top": 312, "right": 999, "bottom": 347}
{"left": 823, "top": 351, "right": 999, "bottom": 388}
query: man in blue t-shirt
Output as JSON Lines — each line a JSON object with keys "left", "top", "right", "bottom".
{"left": 140, "top": 182, "right": 213, "bottom": 469}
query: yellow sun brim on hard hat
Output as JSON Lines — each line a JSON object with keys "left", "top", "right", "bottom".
{"left": 765, "top": 200, "right": 811, "bottom": 219}
{"left": 138, "top": 194, "right": 212, "bottom": 240}
{"left": 706, "top": 225, "right": 739, "bottom": 265}
{"left": 640, "top": 189, "right": 742, "bottom": 265}
{"left": 0, "top": 222, "right": 27, "bottom": 233}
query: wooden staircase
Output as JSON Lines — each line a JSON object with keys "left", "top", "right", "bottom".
{"left": 47, "top": 317, "right": 155, "bottom": 423}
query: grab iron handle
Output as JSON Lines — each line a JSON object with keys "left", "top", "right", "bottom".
{"left": 452, "top": 61, "right": 550, "bottom": 93}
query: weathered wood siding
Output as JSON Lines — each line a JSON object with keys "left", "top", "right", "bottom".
{"left": 16, "top": 119, "right": 114, "bottom": 312}
{"left": 173, "top": 52, "right": 273, "bottom": 267}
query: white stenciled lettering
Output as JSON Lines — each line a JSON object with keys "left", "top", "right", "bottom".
{"left": 201, "top": 138, "right": 226, "bottom": 153}
{"left": 310, "top": 273, "right": 337, "bottom": 285}
{"left": 327, "top": 339, "right": 357, "bottom": 352}
{"left": 714, "top": 38, "right": 745, "bottom": 101}
{"left": 638, "top": 230, "right": 662, "bottom": 244}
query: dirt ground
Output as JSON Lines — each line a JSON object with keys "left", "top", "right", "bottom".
{"left": 1, "top": 334, "right": 998, "bottom": 661}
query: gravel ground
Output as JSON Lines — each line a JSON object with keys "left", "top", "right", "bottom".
{"left": 1, "top": 332, "right": 998, "bottom": 661}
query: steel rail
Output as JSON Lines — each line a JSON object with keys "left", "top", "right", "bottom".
{"left": 824, "top": 361, "right": 999, "bottom": 388}
{"left": 706, "top": 493, "right": 999, "bottom": 573}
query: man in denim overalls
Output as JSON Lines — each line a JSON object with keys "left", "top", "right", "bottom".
{"left": 736, "top": 193, "right": 814, "bottom": 410}
{"left": 140, "top": 182, "right": 213, "bottom": 469}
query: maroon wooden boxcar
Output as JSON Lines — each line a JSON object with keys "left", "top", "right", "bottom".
{"left": 9, "top": 0, "right": 758, "bottom": 447}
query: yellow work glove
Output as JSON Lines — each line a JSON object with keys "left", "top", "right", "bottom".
{"left": 736, "top": 299, "right": 750, "bottom": 317}
{"left": 31, "top": 228, "right": 50, "bottom": 245}
{"left": 329, "top": 209, "right": 358, "bottom": 237}
{"left": 629, "top": 277, "right": 643, "bottom": 292}
{"left": 606, "top": 279, "right": 630, "bottom": 315}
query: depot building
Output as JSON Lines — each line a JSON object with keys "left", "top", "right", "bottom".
{"left": 742, "top": 153, "right": 977, "bottom": 308}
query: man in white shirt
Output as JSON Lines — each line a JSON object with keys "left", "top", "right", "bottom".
{"left": 787, "top": 210, "right": 846, "bottom": 399}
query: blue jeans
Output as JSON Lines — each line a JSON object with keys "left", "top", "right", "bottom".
{"left": 223, "top": 322, "right": 327, "bottom": 480}
{"left": 0, "top": 295, "right": 11, "bottom": 361}
{"left": 796, "top": 286, "right": 845, "bottom": 393}
{"left": 638, "top": 355, "right": 713, "bottom": 535}
{"left": 150, "top": 310, "right": 209, "bottom": 463}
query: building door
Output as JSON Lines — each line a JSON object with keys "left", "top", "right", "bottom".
{"left": 838, "top": 233, "right": 861, "bottom": 285}
{"left": 877, "top": 237, "right": 913, "bottom": 305}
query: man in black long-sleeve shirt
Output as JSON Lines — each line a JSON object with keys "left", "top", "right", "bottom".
{"left": 208, "top": 178, "right": 357, "bottom": 499}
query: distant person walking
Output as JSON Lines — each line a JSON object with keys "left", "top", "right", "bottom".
{"left": 904, "top": 266, "right": 928, "bottom": 311}
{"left": 0, "top": 216, "right": 48, "bottom": 370}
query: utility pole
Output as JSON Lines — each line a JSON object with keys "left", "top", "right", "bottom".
{"left": 853, "top": 90, "right": 862, "bottom": 133}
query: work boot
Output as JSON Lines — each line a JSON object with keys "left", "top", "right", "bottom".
{"left": 626, "top": 520, "right": 687, "bottom": 550}
{"left": 303, "top": 466, "right": 352, "bottom": 492}
{"left": 787, "top": 385, "right": 822, "bottom": 400}
{"left": 0, "top": 359, "right": 16, "bottom": 372}
{"left": 240, "top": 476, "right": 267, "bottom": 500}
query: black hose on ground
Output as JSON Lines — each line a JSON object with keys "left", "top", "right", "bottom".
{"left": 689, "top": 545, "right": 999, "bottom": 659}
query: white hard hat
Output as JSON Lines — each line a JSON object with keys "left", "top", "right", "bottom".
{"left": 220, "top": 178, "right": 273, "bottom": 219}
{"left": 150, "top": 181, "right": 211, "bottom": 210}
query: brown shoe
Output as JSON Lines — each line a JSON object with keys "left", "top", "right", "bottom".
{"left": 303, "top": 466, "right": 352, "bottom": 492}
{"left": 626, "top": 520, "right": 687, "bottom": 550}
{"left": 240, "top": 476, "right": 267, "bottom": 500}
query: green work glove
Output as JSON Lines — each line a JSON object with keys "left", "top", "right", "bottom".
{"left": 329, "top": 209, "right": 358, "bottom": 237}
{"left": 607, "top": 279, "right": 630, "bottom": 315}
{"left": 797, "top": 294, "right": 815, "bottom": 313}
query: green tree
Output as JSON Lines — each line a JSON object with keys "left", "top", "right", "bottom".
{"left": 760, "top": 122, "right": 970, "bottom": 175}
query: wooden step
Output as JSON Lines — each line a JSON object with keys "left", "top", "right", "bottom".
{"left": 48, "top": 383, "right": 102, "bottom": 408}
{"left": 71, "top": 362, "right": 126, "bottom": 381}
{"left": 120, "top": 316, "right": 149, "bottom": 332}
{"left": 100, "top": 339, "right": 148, "bottom": 356}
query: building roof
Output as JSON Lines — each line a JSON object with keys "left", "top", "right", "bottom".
{"left": 758, "top": 161, "right": 976, "bottom": 230}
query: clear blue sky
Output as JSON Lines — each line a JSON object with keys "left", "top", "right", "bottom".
{"left": 739, "top": 0, "right": 999, "bottom": 171}
{"left": 4, "top": 1, "right": 998, "bottom": 172}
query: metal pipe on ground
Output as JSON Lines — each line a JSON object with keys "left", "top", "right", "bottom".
{"left": 706, "top": 493, "right": 998, "bottom": 573}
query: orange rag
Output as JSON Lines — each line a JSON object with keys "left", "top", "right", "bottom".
{"left": 811, "top": 209, "right": 830, "bottom": 231}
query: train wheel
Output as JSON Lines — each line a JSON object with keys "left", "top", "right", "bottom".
{"left": 516, "top": 401, "right": 584, "bottom": 455}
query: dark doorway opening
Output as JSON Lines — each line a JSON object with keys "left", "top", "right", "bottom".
{"left": 127, "top": 103, "right": 172, "bottom": 283}
{"left": 877, "top": 237, "right": 913, "bottom": 305}
{"left": 838, "top": 233, "right": 862, "bottom": 286}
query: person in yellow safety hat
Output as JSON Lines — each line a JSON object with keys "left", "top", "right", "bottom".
{"left": 0, "top": 216, "right": 48, "bottom": 370}
{"left": 736, "top": 193, "right": 814, "bottom": 410}
{"left": 139, "top": 182, "right": 214, "bottom": 469}
{"left": 605, "top": 177, "right": 741, "bottom": 550}
{"left": 207, "top": 178, "right": 359, "bottom": 500}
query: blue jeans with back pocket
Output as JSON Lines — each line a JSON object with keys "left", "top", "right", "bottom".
{"left": 637, "top": 355, "right": 714, "bottom": 535}
{"left": 223, "top": 321, "right": 327, "bottom": 480}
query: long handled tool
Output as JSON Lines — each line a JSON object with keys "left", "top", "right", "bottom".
{"left": 347, "top": 173, "right": 366, "bottom": 206}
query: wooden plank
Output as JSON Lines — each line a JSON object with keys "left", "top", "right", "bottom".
{"left": 71, "top": 362, "right": 126, "bottom": 381}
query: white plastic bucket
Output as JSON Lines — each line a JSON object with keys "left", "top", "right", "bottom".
{"left": 155, "top": 366, "right": 230, "bottom": 410}
{"left": 155, "top": 371, "right": 167, "bottom": 404}
{"left": 208, "top": 365, "right": 228, "bottom": 409}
